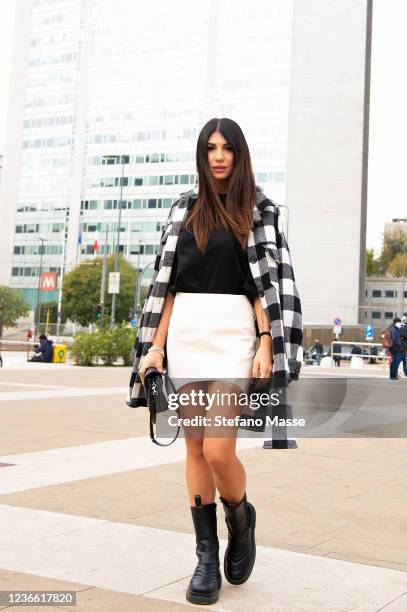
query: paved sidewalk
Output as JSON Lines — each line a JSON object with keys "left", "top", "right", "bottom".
{"left": 0, "top": 363, "right": 406, "bottom": 611}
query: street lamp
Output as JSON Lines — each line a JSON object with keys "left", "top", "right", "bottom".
{"left": 133, "top": 237, "right": 143, "bottom": 316}
{"left": 102, "top": 154, "right": 128, "bottom": 326}
{"left": 35, "top": 237, "right": 47, "bottom": 341}
{"left": 135, "top": 260, "right": 155, "bottom": 320}
{"left": 392, "top": 218, "right": 407, "bottom": 317}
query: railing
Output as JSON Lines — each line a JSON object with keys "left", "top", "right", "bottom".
{"left": 329, "top": 341, "right": 388, "bottom": 368}
{"left": 0, "top": 339, "right": 37, "bottom": 361}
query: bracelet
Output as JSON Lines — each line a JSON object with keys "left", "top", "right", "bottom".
{"left": 147, "top": 344, "right": 165, "bottom": 357}
{"left": 258, "top": 332, "right": 271, "bottom": 338}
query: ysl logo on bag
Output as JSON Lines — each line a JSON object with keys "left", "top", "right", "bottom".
{"left": 151, "top": 381, "right": 158, "bottom": 396}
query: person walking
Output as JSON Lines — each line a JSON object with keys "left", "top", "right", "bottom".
{"left": 128, "top": 117, "right": 303, "bottom": 605}
{"left": 332, "top": 339, "right": 341, "bottom": 367}
{"left": 309, "top": 339, "right": 324, "bottom": 366}
{"left": 389, "top": 317, "right": 403, "bottom": 380}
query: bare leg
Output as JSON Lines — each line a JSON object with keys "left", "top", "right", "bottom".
{"left": 202, "top": 380, "right": 247, "bottom": 503}
{"left": 179, "top": 381, "right": 217, "bottom": 506}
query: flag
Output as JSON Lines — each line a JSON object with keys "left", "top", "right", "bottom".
{"left": 93, "top": 239, "right": 99, "bottom": 254}
{"left": 77, "top": 232, "right": 82, "bottom": 245}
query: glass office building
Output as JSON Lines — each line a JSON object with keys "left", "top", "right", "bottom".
{"left": 2, "top": 0, "right": 372, "bottom": 325}
{"left": 4, "top": 0, "right": 293, "bottom": 309}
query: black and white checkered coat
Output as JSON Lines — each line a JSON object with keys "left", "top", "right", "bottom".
{"left": 127, "top": 184, "right": 303, "bottom": 407}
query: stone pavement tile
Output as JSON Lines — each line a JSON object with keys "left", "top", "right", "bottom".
{"left": 147, "top": 545, "right": 407, "bottom": 612}
{"left": 0, "top": 505, "right": 205, "bottom": 597}
{"left": 0, "top": 569, "right": 189, "bottom": 611}
{"left": 2, "top": 505, "right": 406, "bottom": 612}
{"left": 2, "top": 440, "right": 405, "bottom": 570}
{"left": 0, "top": 367, "right": 129, "bottom": 388}
{"left": 311, "top": 536, "right": 407, "bottom": 571}
{"left": 0, "top": 437, "right": 192, "bottom": 496}
{"left": 0, "top": 395, "right": 148, "bottom": 454}
{"left": 288, "top": 438, "right": 407, "bottom": 463}
{"left": 378, "top": 591, "right": 407, "bottom": 610}
{"left": 0, "top": 568, "right": 87, "bottom": 611}
{"left": 0, "top": 457, "right": 187, "bottom": 522}
{"left": 0, "top": 385, "right": 47, "bottom": 393}
{"left": 320, "top": 551, "right": 407, "bottom": 573}
{"left": 65, "top": 589, "right": 191, "bottom": 612}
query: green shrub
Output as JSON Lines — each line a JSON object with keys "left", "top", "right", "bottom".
{"left": 71, "top": 323, "right": 136, "bottom": 366}
{"left": 71, "top": 332, "right": 98, "bottom": 366}
{"left": 114, "top": 322, "right": 136, "bottom": 366}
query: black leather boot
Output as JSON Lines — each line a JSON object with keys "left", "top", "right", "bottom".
{"left": 186, "top": 495, "right": 222, "bottom": 605}
{"left": 220, "top": 492, "right": 256, "bottom": 585}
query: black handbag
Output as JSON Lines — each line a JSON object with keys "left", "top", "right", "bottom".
{"left": 142, "top": 367, "right": 180, "bottom": 446}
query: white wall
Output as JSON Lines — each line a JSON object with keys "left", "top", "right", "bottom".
{"left": 0, "top": 0, "right": 33, "bottom": 285}
{"left": 285, "top": 0, "right": 371, "bottom": 325}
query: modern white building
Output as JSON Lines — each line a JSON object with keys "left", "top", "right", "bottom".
{"left": 364, "top": 277, "right": 407, "bottom": 324}
{"left": 0, "top": 0, "right": 372, "bottom": 326}
{"left": 285, "top": 0, "right": 372, "bottom": 326}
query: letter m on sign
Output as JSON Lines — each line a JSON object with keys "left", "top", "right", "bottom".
{"left": 41, "top": 272, "right": 57, "bottom": 291}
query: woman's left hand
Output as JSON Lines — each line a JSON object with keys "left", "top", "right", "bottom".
{"left": 252, "top": 342, "right": 273, "bottom": 382}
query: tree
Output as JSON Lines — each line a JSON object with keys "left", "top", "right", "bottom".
{"left": 379, "top": 227, "right": 407, "bottom": 274}
{"left": 62, "top": 254, "right": 139, "bottom": 326}
{"left": 387, "top": 252, "right": 407, "bottom": 277}
{"left": 0, "top": 286, "right": 29, "bottom": 338}
{"left": 366, "top": 248, "right": 381, "bottom": 276}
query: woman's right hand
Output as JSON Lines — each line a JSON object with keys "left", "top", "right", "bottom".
{"left": 138, "top": 351, "right": 165, "bottom": 386}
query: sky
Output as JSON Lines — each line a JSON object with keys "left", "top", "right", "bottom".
{"left": 0, "top": 0, "right": 406, "bottom": 255}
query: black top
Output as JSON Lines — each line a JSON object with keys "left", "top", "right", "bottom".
{"left": 168, "top": 193, "right": 258, "bottom": 305}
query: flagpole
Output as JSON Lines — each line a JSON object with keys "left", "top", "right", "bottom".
{"left": 76, "top": 216, "right": 83, "bottom": 266}
{"left": 56, "top": 210, "right": 68, "bottom": 339}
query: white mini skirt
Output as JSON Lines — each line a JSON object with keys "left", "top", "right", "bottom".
{"left": 166, "top": 292, "right": 257, "bottom": 392}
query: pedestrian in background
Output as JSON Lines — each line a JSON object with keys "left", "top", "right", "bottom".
{"left": 350, "top": 344, "right": 362, "bottom": 355}
{"left": 309, "top": 339, "right": 324, "bottom": 366}
{"left": 398, "top": 315, "right": 407, "bottom": 377}
{"left": 332, "top": 339, "right": 341, "bottom": 367}
{"left": 389, "top": 317, "right": 403, "bottom": 380}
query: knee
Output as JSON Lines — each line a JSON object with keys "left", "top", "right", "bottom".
{"left": 203, "top": 443, "right": 234, "bottom": 472}
{"left": 185, "top": 437, "right": 204, "bottom": 459}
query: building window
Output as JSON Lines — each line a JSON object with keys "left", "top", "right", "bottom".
{"left": 372, "top": 311, "right": 381, "bottom": 319}
{"left": 372, "top": 290, "right": 381, "bottom": 298}
{"left": 384, "top": 312, "right": 393, "bottom": 319}
{"left": 385, "top": 290, "right": 395, "bottom": 298}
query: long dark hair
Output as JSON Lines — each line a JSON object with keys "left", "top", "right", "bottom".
{"left": 185, "top": 117, "right": 257, "bottom": 252}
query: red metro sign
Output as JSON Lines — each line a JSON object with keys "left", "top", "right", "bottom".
{"left": 40, "top": 272, "right": 57, "bottom": 292}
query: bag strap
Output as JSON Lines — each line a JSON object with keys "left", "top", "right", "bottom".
{"left": 149, "top": 411, "right": 180, "bottom": 447}
{"left": 149, "top": 372, "right": 180, "bottom": 447}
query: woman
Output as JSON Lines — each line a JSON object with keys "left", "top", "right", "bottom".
{"left": 128, "top": 117, "right": 303, "bottom": 605}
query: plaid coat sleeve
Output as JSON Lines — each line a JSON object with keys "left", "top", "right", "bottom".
{"left": 249, "top": 194, "right": 303, "bottom": 385}
{"left": 127, "top": 198, "right": 180, "bottom": 407}
{"left": 274, "top": 209, "right": 303, "bottom": 381}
